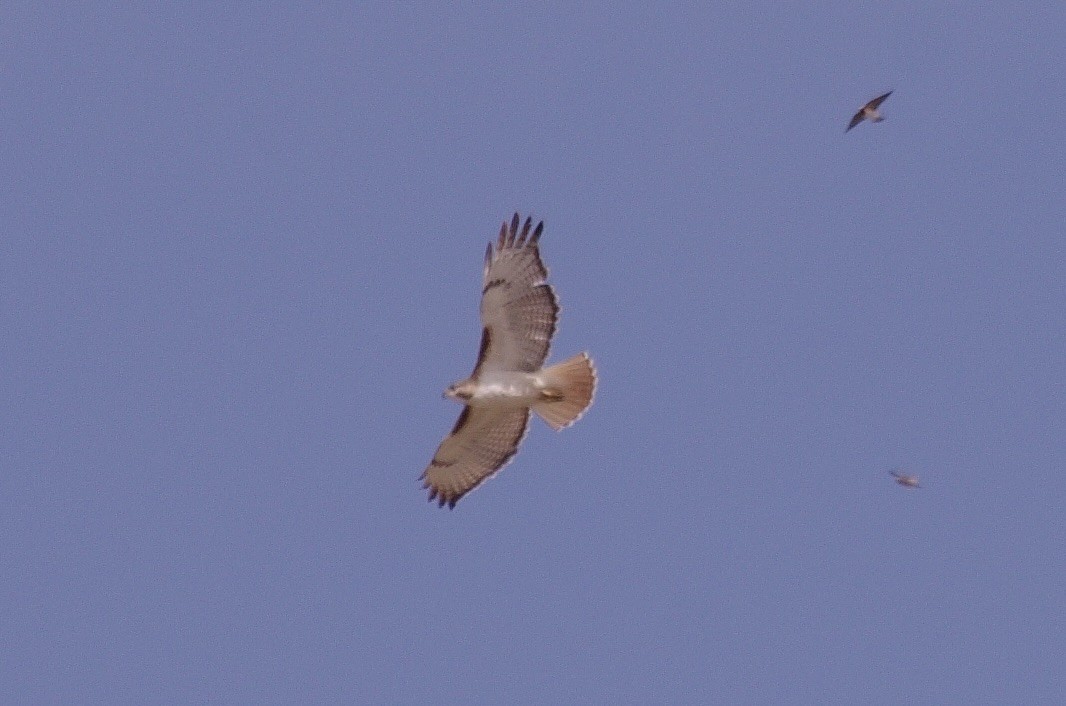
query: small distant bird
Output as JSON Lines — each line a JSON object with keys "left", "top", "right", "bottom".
{"left": 889, "top": 469, "right": 920, "bottom": 488}
{"left": 420, "top": 214, "right": 597, "bottom": 508}
{"left": 846, "top": 91, "right": 893, "bottom": 132}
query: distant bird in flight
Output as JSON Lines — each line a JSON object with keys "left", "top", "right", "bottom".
{"left": 421, "top": 214, "right": 597, "bottom": 508}
{"left": 846, "top": 91, "right": 893, "bottom": 132}
{"left": 889, "top": 468, "right": 920, "bottom": 489}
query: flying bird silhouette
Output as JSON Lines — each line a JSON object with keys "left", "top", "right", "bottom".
{"left": 889, "top": 468, "right": 920, "bottom": 488}
{"left": 420, "top": 214, "right": 596, "bottom": 508}
{"left": 847, "top": 91, "right": 893, "bottom": 132}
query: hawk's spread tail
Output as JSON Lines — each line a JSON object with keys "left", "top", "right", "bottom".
{"left": 534, "top": 353, "right": 596, "bottom": 430}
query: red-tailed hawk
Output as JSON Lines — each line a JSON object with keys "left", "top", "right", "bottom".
{"left": 421, "top": 214, "right": 596, "bottom": 508}
{"left": 890, "top": 468, "right": 920, "bottom": 488}
{"left": 847, "top": 90, "right": 893, "bottom": 132}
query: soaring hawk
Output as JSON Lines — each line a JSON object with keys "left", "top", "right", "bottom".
{"left": 421, "top": 214, "right": 596, "bottom": 508}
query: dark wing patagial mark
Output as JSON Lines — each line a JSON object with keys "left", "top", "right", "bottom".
{"left": 483, "top": 241, "right": 494, "bottom": 279}
{"left": 449, "top": 406, "right": 472, "bottom": 436}
{"left": 470, "top": 327, "right": 492, "bottom": 376}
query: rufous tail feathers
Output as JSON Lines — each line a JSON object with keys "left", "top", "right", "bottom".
{"left": 533, "top": 352, "right": 596, "bottom": 430}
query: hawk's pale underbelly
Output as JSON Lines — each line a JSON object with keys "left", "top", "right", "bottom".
{"left": 469, "top": 372, "right": 543, "bottom": 407}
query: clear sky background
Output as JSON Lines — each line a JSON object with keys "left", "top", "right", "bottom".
{"left": 3, "top": 4, "right": 1064, "bottom": 703}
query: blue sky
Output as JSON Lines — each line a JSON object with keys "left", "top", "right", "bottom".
{"left": 3, "top": 4, "right": 1064, "bottom": 702}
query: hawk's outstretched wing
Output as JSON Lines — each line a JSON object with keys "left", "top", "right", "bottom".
{"left": 421, "top": 406, "right": 531, "bottom": 508}
{"left": 472, "top": 214, "right": 559, "bottom": 375}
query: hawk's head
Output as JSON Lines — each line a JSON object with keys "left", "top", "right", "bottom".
{"left": 444, "top": 380, "right": 476, "bottom": 402}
